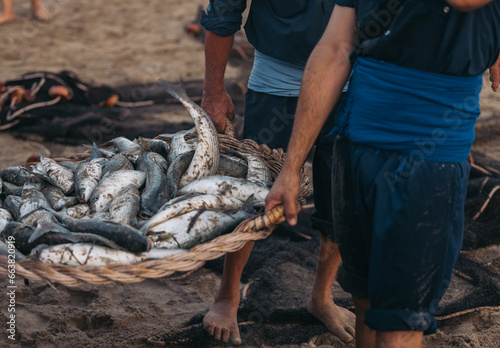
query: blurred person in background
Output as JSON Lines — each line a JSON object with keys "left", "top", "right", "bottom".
{"left": 0, "top": 0, "right": 51, "bottom": 24}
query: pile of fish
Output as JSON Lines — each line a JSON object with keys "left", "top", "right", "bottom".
{"left": 0, "top": 80, "right": 273, "bottom": 267}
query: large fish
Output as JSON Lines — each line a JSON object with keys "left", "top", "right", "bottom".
{"left": 2, "top": 221, "right": 119, "bottom": 255}
{"left": 158, "top": 79, "right": 220, "bottom": 186}
{"left": 36, "top": 243, "right": 186, "bottom": 267}
{"left": 137, "top": 151, "right": 170, "bottom": 217}
{"left": 166, "top": 151, "right": 194, "bottom": 198}
{"left": 89, "top": 170, "right": 146, "bottom": 213}
{"left": 148, "top": 196, "right": 255, "bottom": 249}
{"left": 141, "top": 193, "right": 244, "bottom": 233}
{"left": 52, "top": 212, "right": 151, "bottom": 253}
{"left": 177, "top": 175, "right": 269, "bottom": 207}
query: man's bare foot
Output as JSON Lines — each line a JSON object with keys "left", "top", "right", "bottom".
{"left": 32, "top": 5, "right": 51, "bottom": 22}
{"left": 308, "top": 298, "right": 356, "bottom": 343}
{"left": 0, "top": 12, "right": 16, "bottom": 25}
{"left": 203, "top": 298, "right": 242, "bottom": 345}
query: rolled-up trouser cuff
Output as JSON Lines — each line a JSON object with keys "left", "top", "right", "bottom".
{"left": 310, "top": 214, "right": 336, "bottom": 242}
{"left": 365, "top": 308, "right": 437, "bottom": 335}
{"left": 337, "top": 262, "right": 369, "bottom": 299}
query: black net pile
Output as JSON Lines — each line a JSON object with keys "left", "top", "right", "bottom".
{"left": 464, "top": 152, "right": 500, "bottom": 249}
{"left": 0, "top": 71, "right": 120, "bottom": 130}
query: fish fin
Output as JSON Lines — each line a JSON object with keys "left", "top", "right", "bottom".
{"left": 28, "top": 222, "right": 72, "bottom": 244}
{"left": 157, "top": 78, "right": 190, "bottom": 103}
{"left": 239, "top": 194, "right": 256, "bottom": 214}
{"left": 90, "top": 142, "right": 105, "bottom": 160}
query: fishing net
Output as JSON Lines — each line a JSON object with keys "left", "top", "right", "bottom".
{"left": 0, "top": 71, "right": 122, "bottom": 131}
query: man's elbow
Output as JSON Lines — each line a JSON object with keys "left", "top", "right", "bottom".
{"left": 446, "top": 0, "right": 492, "bottom": 11}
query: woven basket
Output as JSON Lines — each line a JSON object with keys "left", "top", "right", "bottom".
{"left": 0, "top": 133, "right": 312, "bottom": 287}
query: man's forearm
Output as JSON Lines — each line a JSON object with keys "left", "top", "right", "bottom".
{"left": 203, "top": 31, "right": 234, "bottom": 96}
{"left": 284, "top": 7, "right": 356, "bottom": 172}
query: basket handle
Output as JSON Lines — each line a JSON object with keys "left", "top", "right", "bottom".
{"left": 223, "top": 118, "right": 235, "bottom": 138}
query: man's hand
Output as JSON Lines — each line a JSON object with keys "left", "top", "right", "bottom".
{"left": 489, "top": 54, "right": 500, "bottom": 92}
{"left": 265, "top": 165, "right": 302, "bottom": 226}
{"left": 201, "top": 91, "right": 235, "bottom": 133}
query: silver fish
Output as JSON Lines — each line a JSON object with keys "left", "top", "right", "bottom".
{"left": 167, "top": 129, "right": 195, "bottom": 164}
{"left": 75, "top": 158, "right": 103, "bottom": 202}
{"left": 38, "top": 156, "right": 75, "bottom": 194}
{"left": 158, "top": 79, "right": 220, "bottom": 187}
{"left": 149, "top": 196, "right": 255, "bottom": 249}
{"left": 113, "top": 136, "right": 141, "bottom": 152}
{"left": 52, "top": 213, "right": 151, "bottom": 253}
{"left": 109, "top": 185, "right": 140, "bottom": 226}
{"left": 36, "top": 243, "right": 186, "bottom": 267}
{"left": 136, "top": 151, "right": 171, "bottom": 218}
{"left": 141, "top": 193, "right": 244, "bottom": 233}
{"left": 166, "top": 151, "right": 194, "bottom": 198}
{"left": 177, "top": 175, "right": 268, "bottom": 207}
{"left": 89, "top": 170, "right": 146, "bottom": 213}
{"left": 19, "top": 183, "right": 52, "bottom": 218}
{"left": 240, "top": 152, "right": 273, "bottom": 187}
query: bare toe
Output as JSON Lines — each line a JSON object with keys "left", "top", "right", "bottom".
{"left": 203, "top": 298, "right": 241, "bottom": 344}
{"left": 308, "top": 299, "right": 356, "bottom": 342}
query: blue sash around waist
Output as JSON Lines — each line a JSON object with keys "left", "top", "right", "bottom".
{"left": 336, "top": 57, "right": 483, "bottom": 162}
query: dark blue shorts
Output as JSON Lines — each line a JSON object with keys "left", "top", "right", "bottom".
{"left": 332, "top": 136, "right": 470, "bottom": 334}
{"left": 244, "top": 89, "right": 338, "bottom": 240}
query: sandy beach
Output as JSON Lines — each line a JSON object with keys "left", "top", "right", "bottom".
{"left": 0, "top": 1, "right": 499, "bottom": 347}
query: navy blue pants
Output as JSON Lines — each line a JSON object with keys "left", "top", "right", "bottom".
{"left": 332, "top": 136, "right": 470, "bottom": 334}
{"left": 244, "top": 89, "right": 338, "bottom": 240}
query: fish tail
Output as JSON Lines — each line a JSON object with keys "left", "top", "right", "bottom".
{"left": 157, "top": 78, "right": 190, "bottom": 103}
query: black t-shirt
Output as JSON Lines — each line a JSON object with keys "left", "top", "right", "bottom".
{"left": 336, "top": 0, "right": 500, "bottom": 76}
